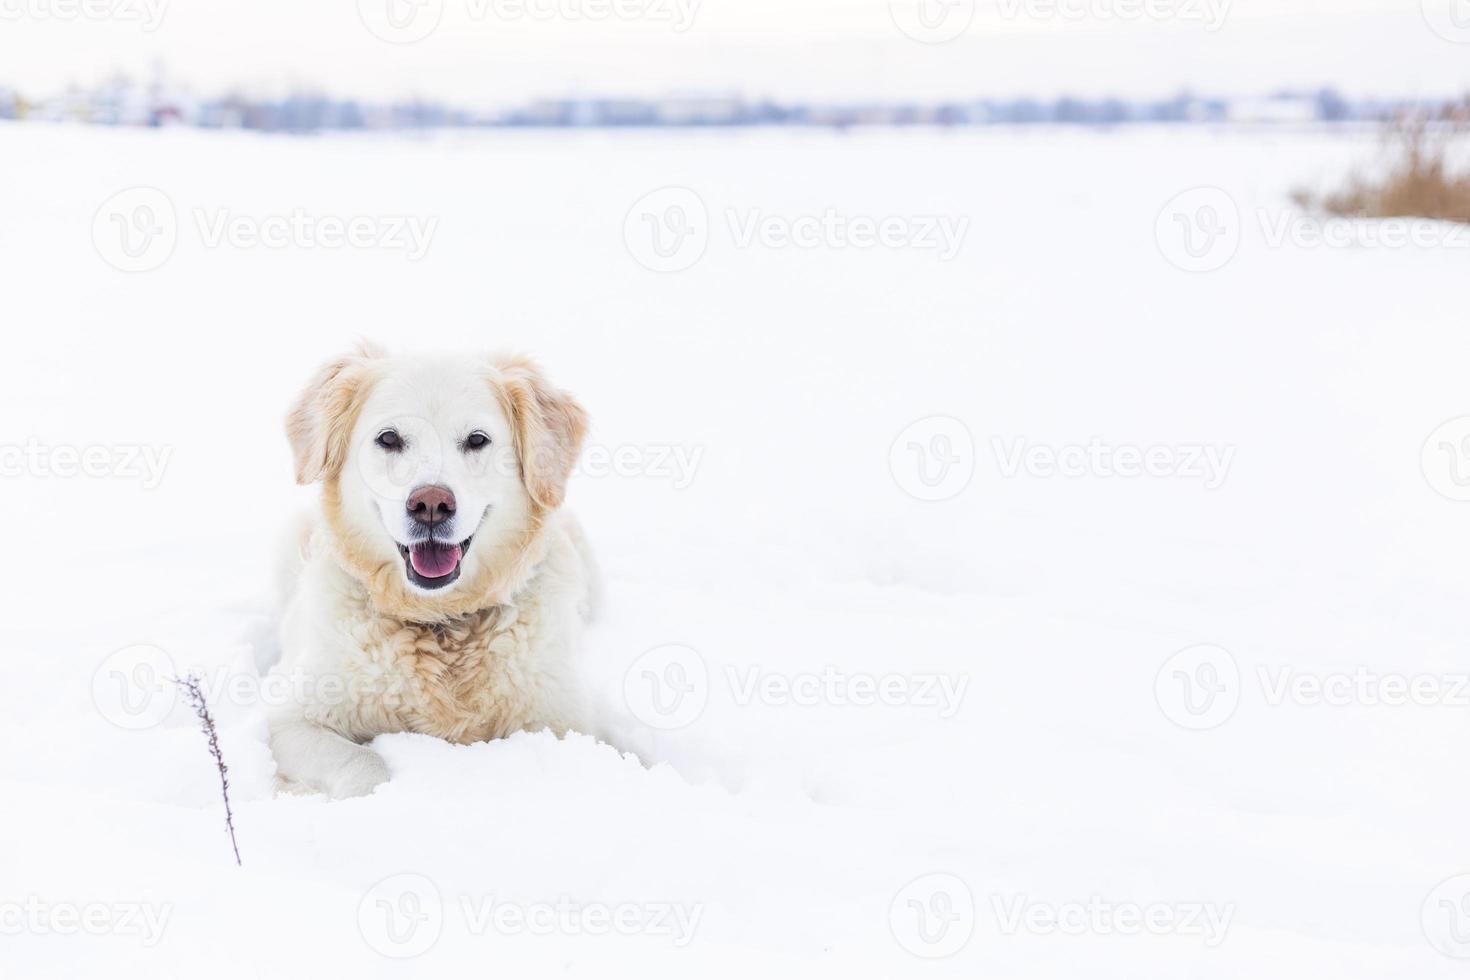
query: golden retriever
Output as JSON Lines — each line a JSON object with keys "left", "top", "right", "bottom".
{"left": 267, "top": 343, "right": 596, "bottom": 798}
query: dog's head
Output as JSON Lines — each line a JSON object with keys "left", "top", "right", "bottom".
{"left": 287, "top": 344, "right": 587, "bottom": 616}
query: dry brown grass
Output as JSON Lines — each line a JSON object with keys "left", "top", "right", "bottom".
{"left": 1297, "top": 98, "right": 1470, "bottom": 224}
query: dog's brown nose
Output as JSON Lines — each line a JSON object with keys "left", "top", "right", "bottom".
{"left": 406, "top": 485, "right": 456, "bottom": 526}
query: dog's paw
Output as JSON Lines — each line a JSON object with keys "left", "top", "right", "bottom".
{"left": 327, "top": 749, "right": 391, "bottom": 800}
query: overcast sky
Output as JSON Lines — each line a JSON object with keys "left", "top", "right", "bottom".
{"left": 0, "top": 0, "right": 1465, "bottom": 103}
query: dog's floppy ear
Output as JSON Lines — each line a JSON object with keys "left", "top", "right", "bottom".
{"left": 286, "top": 342, "right": 385, "bottom": 485}
{"left": 494, "top": 355, "right": 589, "bottom": 511}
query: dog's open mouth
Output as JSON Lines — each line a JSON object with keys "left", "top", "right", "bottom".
{"left": 398, "top": 537, "right": 472, "bottom": 590}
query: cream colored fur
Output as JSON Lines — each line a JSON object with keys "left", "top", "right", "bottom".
{"left": 267, "top": 345, "right": 595, "bottom": 800}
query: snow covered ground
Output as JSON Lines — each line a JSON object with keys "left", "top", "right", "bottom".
{"left": 2, "top": 120, "right": 1470, "bottom": 978}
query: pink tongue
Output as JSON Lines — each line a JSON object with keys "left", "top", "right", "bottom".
{"left": 409, "top": 542, "right": 462, "bottom": 578}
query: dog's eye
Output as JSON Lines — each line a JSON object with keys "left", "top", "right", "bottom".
{"left": 463, "top": 431, "right": 490, "bottom": 452}
{"left": 376, "top": 430, "right": 403, "bottom": 452}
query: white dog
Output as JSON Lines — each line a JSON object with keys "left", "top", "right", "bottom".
{"left": 268, "top": 343, "right": 596, "bottom": 799}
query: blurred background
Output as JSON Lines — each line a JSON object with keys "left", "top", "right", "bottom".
{"left": 1, "top": 0, "right": 1468, "bottom": 126}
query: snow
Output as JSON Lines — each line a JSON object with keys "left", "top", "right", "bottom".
{"left": 2, "top": 120, "right": 1469, "bottom": 977}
